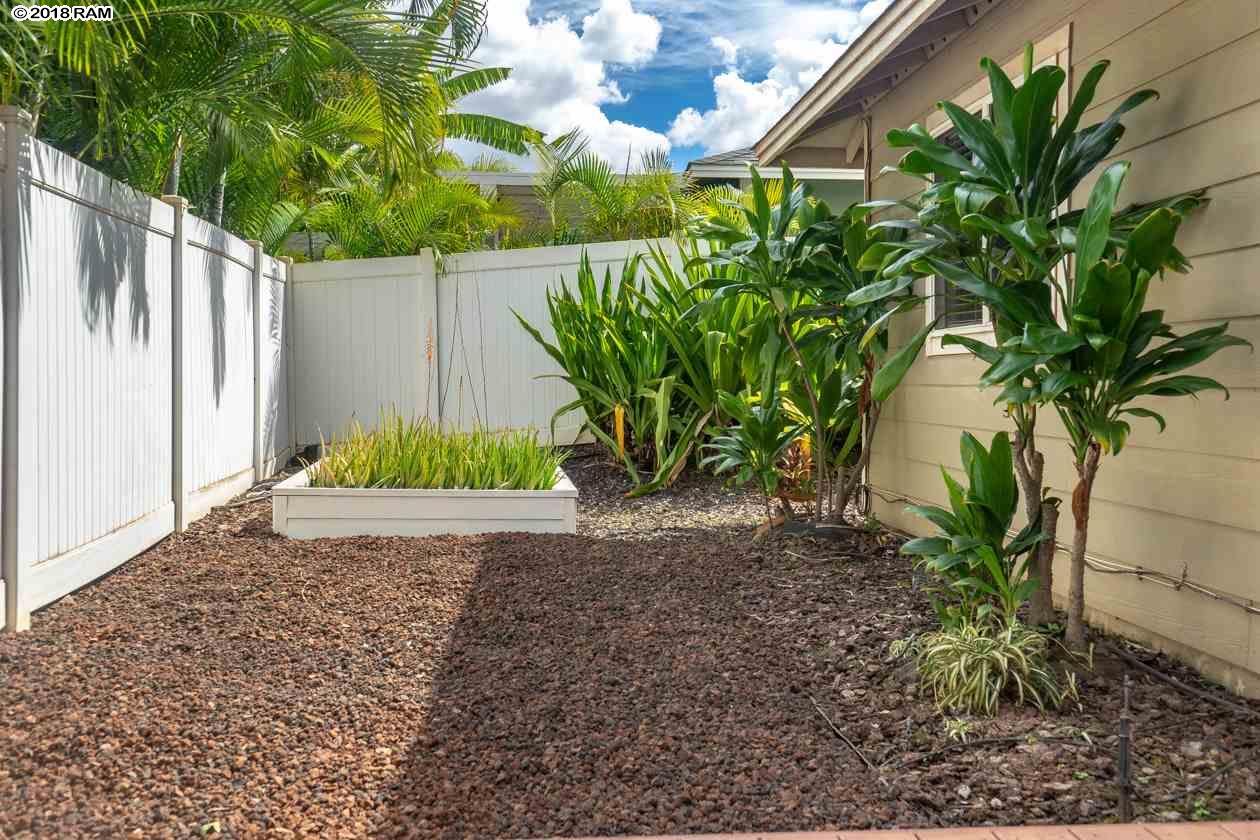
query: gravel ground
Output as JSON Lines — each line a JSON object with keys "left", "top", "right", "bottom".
{"left": 2, "top": 452, "right": 1258, "bottom": 839}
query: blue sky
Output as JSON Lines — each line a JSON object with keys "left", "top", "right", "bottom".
{"left": 455, "top": 0, "right": 892, "bottom": 170}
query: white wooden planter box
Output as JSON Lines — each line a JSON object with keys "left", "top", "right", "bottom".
{"left": 271, "top": 465, "right": 577, "bottom": 538}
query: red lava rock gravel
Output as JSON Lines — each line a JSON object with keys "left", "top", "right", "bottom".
{"left": 2, "top": 455, "right": 1258, "bottom": 839}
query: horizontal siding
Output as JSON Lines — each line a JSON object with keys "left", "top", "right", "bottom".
{"left": 862, "top": 0, "right": 1260, "bottom": 690}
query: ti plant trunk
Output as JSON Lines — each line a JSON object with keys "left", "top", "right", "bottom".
{"left": 833, "top": 353, "right": 879, "bottom": 523}
{"left": 1067, "top": 442, "right": 1102, "bottom": 648}
{"left": 1012, "top": 422, "right": 1059, "bottom": 626}
{"left": 835, "top": 399, "right": 881, "bottom": 522}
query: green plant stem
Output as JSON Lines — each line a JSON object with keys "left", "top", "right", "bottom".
{"left": 778, "top": 313, "right": 826, "bottom": 521}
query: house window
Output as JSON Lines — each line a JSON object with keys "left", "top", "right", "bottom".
{"left": 926, "top": 117, "right": 991, "bottom": 353}
{"left": 934, "top": 275, "right": 985, "bottom": 328}
{"left": 920, "top": 31, "right": 1069, "bottom": 357}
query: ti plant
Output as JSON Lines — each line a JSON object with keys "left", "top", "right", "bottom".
{"left": 692, "top": 167, "right": 931, "bottom": 522}
{"left": 701, "top": 390, "right": 802, "bottom": 525}
{"left": 901, "top": 431, "right": 1046, "bottom": 628}
{"left": 868, "top": 44, "right": 1234, "bottom": 633}
{"left": 890, "top": 150, "right": 1249, "bottom": 646}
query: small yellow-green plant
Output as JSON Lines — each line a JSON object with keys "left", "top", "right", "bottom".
{"left": 915, "top": 619, "right": 1078, "bottom": 716}
{"left": 307, "top": 412, "right": 566, "bottom": 491}
{"left": 942, "top": 717, "right": 976, "bottom": 743}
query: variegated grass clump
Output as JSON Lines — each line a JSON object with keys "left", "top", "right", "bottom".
{"left": 307, "top": 412, "right": 566, "bottom": 491}
{"left": 913, "top": 620, "right": 1079, "bottom": 717}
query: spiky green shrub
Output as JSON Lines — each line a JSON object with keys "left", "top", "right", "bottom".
{"left": 308, "top": 411, "right": 566, "bottom": 490}
{"left": 914, "top": 620, "right": 1078, "bottom": 716}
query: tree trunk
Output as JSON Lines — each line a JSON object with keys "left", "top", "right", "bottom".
{"left": 163, "top": 134, "right": 184, "bottom": 196}
{"left": 208, "top": 167, "right": 226, "bottom": 227}
{"left": 1012, "top": 424, "right": 1058, "bottom": 626}
{"left": 1030, "top": 501, "right": 1059, "bottom": 626}
{"left": 1066, "top": 443, "right": 1101, "bottom": 648}
{"left": 835, "top": 400, "right": 881, "bottom": 521}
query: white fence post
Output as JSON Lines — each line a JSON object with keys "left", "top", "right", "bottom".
{"left": 280, "top": 256, "right": 298, "bottom": 459}
{"left": 248, "top": 239, "right": 265, "bottom": 483}
{"left": 161, "top": 194, "right": 190, "bottom": 532}
{"left": 421, "top": 248, "right": 440, "bottom": 423}
{"left": 1, "top": 107, "right": 32, "bottom": 632}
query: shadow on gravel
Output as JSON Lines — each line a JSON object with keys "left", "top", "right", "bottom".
{"left": 373, "top": 527, "right": 864, "bottom": 840}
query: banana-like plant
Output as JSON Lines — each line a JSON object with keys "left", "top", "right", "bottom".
{"left": 865, "top": 44, "right": 1205, "bottom": 627}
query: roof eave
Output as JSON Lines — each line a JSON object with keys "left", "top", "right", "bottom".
{"left": 690, "top": 164, "right": 865, "bottom": 181}
{"left": 755, "top": 0, "right": 948, "bottom": 164}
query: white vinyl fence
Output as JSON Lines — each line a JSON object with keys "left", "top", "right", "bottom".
{"left": 1, "top": 101, "right": 676, "bottom": 633}
{"left": 0, "top": 108, "right": 292, "bottom": 631}
{"left": 290, "top": 238, "right": 678, "bottom": 447}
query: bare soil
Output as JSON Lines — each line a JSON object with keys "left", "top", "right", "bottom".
{"left": 2, "top": 450, "right": 1257, "bottom": 839}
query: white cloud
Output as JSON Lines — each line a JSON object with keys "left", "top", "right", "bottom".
{"left": 452, "top": 0, "right": 671, "bottom": 169}
{"left": 668, "top": 70, "right": 801, "bottom": 152}
{"left": 580, "top": 0, "right": 662, "bottom": 66}
{"left": 710, "top": 35, "right": 738, "bottom": 67}
{"left": 667, "top": 0, "right": 893, "bottom": 155}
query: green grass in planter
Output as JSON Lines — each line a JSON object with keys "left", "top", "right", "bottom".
{"left": 307, "top": 413, "right": 567, "bottom": 490}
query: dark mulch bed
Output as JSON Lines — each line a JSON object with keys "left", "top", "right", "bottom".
{"left": 2, "top": 452, "right": 1258, "bottom": 839}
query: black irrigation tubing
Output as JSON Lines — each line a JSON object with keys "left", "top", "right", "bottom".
{"left": 887, "top": 734, "right": 1100, "bottom": 772}
{"left": 1135, "top": 758, "right": 1243, "bottom": 805}
{"left": 1109, "top": 644, "right": 1260, "bottom": 721}
{"left": 809, "top": 695, "right": 880, "bottom": 775}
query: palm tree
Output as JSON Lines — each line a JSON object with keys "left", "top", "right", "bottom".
{"left": 533, "top": 130, "right": 691, "bottom": 243}
{"left": 12, "top": 0, "right": 536, "bottom": 238}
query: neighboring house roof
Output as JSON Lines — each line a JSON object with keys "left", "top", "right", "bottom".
{"left": 686, "top": 147, "right": 863, "bottom": 181}
{"left": 756, "top": 0, "right": 1006, "bottom": 164}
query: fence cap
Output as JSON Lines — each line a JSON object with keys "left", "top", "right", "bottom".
{"left": 160, "top": 195, "right": 190, "bottom": 210}
{"left": 0, "top": 107, "right": 33, "bottom": 127}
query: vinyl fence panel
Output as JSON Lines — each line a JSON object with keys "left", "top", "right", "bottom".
{"left": 0, "top": 108, "right": 290, "bottom": 630}
{"left": 290, "top": 255, "right": 438, "bottom": 446}
{"left": 289, "top": 239, "right": 674, "bottom": 447}
{"left": 182, "top": 217, "right": 258, "bottom": 519}
{"left": 2, "top": 110, "right": 175, "bottom": 627}
{"left": 260, "top": 256, "right": 291, "bottom": 474}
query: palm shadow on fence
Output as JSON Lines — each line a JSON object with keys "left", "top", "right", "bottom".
{"left": 372, "top": 528, "right": 852, "bottom": 840}
{"left": 190, "top": 221, "right": 232, "bottom": 404}
{"left": 42, "top": 149, "right": 159, "bottom": 345}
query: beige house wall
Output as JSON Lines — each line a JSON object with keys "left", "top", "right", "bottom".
{"left": 852, "top": 0, "right": 1260, "bottom": 694}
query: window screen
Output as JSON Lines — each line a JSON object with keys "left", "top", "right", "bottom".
{"left": 932, "top": 113, "right": 987, "bottom": 329}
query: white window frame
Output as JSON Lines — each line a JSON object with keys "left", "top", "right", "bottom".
{"left": 923, "top": 33, "right": 1070, "bottom": 357}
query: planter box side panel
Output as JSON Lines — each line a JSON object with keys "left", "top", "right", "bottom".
{"left": 272, "top": 467, "right": 577, "bottom": 538}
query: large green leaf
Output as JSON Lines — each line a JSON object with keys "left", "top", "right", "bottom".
{"left": 940, "top": 100, "right": 1013, "bottom": 187}
{"left": 1008, "top": 65, "right": 1065, "bottom": 192}
{"left": 872, "top": 317, "right": 938, "bottom": 402}
{"left": 1074, "top": 161, "right": 1130, "bottom": 292}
